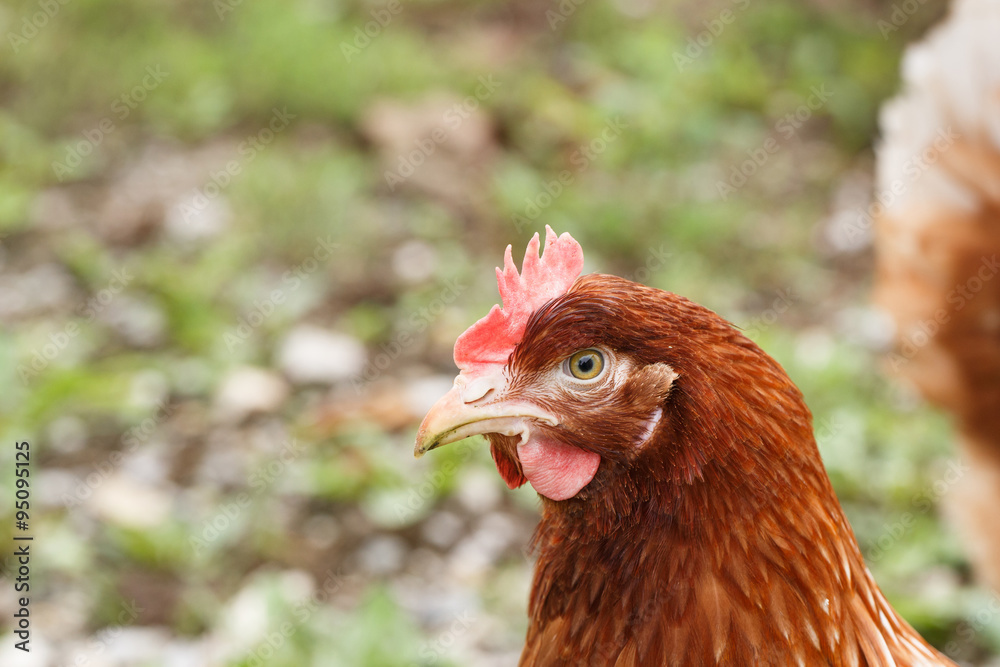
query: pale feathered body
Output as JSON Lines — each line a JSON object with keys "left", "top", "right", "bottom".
{"left": 875, "top": 0, "right": 1000, "bottom": 593}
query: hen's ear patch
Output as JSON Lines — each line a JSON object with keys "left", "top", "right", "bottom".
{"left": 454, "top": 226, "right": 584, "bottom": 370}
{"left": 629, "top": 363, "right": 678, "bottom": 400}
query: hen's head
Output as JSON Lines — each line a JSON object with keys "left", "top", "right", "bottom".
{"left": 415, "top": 228, "right": 814, "bottom": 532}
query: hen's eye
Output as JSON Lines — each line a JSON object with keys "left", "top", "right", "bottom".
{"left": 566, "top": 349, "right": 605, "bottom": 380}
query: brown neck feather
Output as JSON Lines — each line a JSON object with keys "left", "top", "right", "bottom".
{"left": 518, "top": 299, "right": 950, "bottom": 665}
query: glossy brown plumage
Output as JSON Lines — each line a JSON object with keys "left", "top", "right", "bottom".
{"left": 489, "top": 274, "right": 954, "bottom": 666}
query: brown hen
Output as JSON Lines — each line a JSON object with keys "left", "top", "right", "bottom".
{"left": 416, "top": 228, "right": 954, "bottom": 666}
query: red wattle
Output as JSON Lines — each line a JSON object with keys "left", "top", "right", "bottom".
{"left": 517, "top": 436, "right": 600, "bottom": 501}
{"left": 491, "top": 443, "right": 527, "bottom": 489}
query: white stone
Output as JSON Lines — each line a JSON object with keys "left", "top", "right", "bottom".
{"left": 47, "top": 415, "right": 88, "bottom": 454}
{"left": 89, "top": 474, "right": 172, "bottom": 529}
{"left": 0, "top": 630, "right": 53, "bottom": 667}
{"left": 276, "top": 325, "right": 366, "bottom": 385}
{"left": 393, "top": 240, "right": 438, "bottom": 283}
{"left": 405, "top": 375, "right": 457, "bottom": 416}
{"left": 422, "top": 510, "right": 464, "bottom": 549}
{"left": 357, "top": 534, "right": 408, "bottom": 575}
{"left": 0, "top": 263, "right": 75, "bottom": 319}
{"left": 214, "top": 366, "right": 289, "bottom": 421}
{"left": 455, "top": 468, "right": 503, "bottom": 515}
{"left": 165, "top": 193, "right": 231, "bottom": 241}
{"left": 100, "top": 295, "right": 167, "bottom": 348}
{"left": 220, "top": 579, "right": 270, "bottom": 652}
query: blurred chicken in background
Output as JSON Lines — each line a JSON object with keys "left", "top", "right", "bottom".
{"left": 875, "top": 0, "right": 1000, "bottom": 593}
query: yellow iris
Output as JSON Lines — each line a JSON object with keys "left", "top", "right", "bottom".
{"left": 568, "top": 349, "right": 604, "bottom": 380}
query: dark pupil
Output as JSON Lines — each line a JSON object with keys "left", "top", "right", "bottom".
{"left": 577, "top": 355, "right": 594, "bottom": 374}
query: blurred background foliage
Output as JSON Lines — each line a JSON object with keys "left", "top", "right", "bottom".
{"left": 3, "top": 0, "right": 998, "bottom": 664}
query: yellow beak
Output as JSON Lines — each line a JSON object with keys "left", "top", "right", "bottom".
{"left": 413, "top": 384, "right": 557, "bottom": 457}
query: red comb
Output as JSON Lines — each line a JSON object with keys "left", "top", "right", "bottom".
{"left": 454, "top": 226, "right": 584, "bottom": 369}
